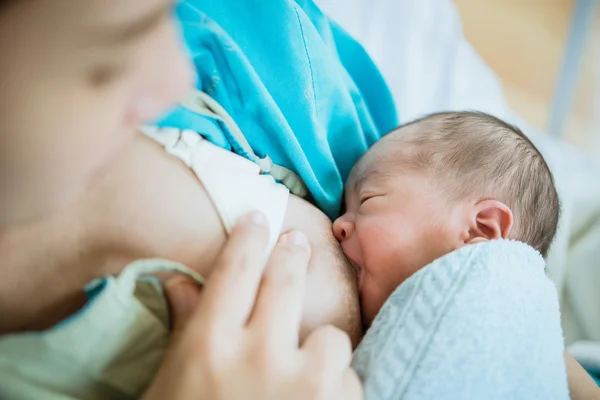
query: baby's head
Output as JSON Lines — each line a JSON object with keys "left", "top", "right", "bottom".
{"left": 333, "top": 111, "right": 559, "bottom": 325}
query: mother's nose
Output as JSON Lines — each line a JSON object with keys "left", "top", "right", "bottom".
{"left": 332, "top": 215, "right": 355, "bottom": 242}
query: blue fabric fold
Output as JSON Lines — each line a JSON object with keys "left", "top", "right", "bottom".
{"left": 158, "top": 0, "right": 397, "bottom": 218}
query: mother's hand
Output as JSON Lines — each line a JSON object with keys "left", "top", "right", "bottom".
{"left": 143, "top": 212, "right": 362, "bottom": 400}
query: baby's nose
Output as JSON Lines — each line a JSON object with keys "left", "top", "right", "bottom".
{"left": 333, "top": 215, "right": 354, "bottom": 242}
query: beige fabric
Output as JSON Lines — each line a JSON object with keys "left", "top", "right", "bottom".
{"left": 0, "top": 260, "right": 203, "bottom": 400}
{"left": 181, "top": 89, "right": 308, "bottom": 197}
{"left": 139, "top": 124, "right": 289, "bottom": 257}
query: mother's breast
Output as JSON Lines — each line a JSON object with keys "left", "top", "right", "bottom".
{"left": 131, "top": 133, "right": 363, "bottom": 346}
{"left": 282, "top": 195, "right": 363, "bottom": 348}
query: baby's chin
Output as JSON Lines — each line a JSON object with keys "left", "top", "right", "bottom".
{"left": 360, "top": 302, "right": 378, "bottom": 328}
{"left": 358, "top": 285, "right": 393, "bottom": 328}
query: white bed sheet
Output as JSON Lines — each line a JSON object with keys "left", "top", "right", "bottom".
{"left": 317, "top": 0, "right": 600, "bottom": 347}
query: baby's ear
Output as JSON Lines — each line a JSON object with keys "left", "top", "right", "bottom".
{"left": 466, "top": 200, "right": 513, "bottom": 244}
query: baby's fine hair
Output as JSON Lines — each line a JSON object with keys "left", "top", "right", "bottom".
{"left": 384, "top": 111, "right": 560, "bottom": 257}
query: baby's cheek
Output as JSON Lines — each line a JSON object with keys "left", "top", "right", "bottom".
{"left": 359, "top": 219, "right": 397, "bottom": 253}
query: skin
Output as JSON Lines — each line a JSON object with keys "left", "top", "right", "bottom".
{"left": 564, "top": 351, "right": 600, "bottom": 399}
{"left": 0, "top": 0, "right": 193, "bottom": 223}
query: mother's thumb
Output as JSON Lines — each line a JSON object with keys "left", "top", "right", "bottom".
{"left": 165, "top": 276, "right": 202, "bottom": 333}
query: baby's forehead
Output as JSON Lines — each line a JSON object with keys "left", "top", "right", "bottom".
{"left": 347, "top": 147, "right": 383, "bottom": 187}
{"left": 347, "top": 146, "right": 408, "bottom": 191}
{"left": 351, "top": 119, "right": 451, "bottom": 185}
{"left": 346, "top": 125, "right": 446, "bottom": 194}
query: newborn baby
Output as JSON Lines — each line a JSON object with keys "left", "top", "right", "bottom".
{"left": 333, "top": 111, "right": 560, "bottom": 324}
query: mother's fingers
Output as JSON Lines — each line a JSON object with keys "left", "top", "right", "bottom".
{"left": 196, "top": 212, "right": 270, "bottom": 329}
{"left": 302, "top": 325, "right": 353, "bottom": 378}
{"left": 301, "top": 326, "right": 360, "bottom": 399}
{"left": 249, "top": 230, "right": 311, "bottom": 347}
{"left": 340, "top": 368, "right": 364, "bottom": 400}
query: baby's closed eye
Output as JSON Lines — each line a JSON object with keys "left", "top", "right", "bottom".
{"left": 359, "top": 194, "right": 385, "bottom": 209}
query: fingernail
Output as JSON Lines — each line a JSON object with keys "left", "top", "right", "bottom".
{"left": 280, "top": 230, "right": 309, "bottom": 249}
{"left": 242, "top": 211, "right": 268, "bottom": 226}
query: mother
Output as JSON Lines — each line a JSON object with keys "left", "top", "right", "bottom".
{"left": 0, "top": 0, "right": 371, "bottom": 397}
{"left": 0, "top": 0, "right": 367, "bottom": 338}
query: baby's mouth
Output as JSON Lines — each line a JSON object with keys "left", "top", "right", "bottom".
{"left": 338, "top": 242, "right": 362, "bottom": 284}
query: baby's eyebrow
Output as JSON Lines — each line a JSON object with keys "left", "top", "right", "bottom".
{"left": 351, "top": 174, "right": 366, "bottom": 194}
{"left": 352, "top": 167, "right": 383, "bottom": 190}
{"left": 89, "top": 1, "right": 172, "bottom": 46}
